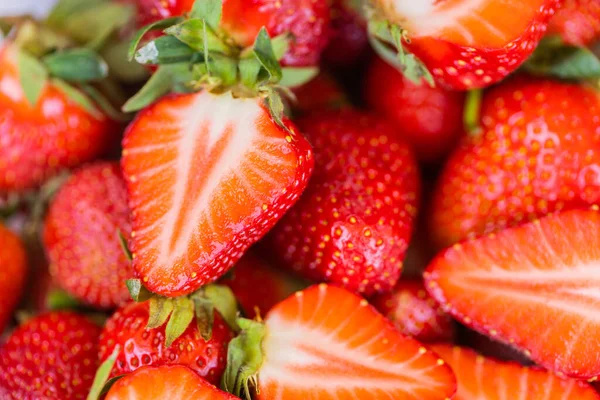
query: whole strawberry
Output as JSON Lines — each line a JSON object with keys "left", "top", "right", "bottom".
{"left": 548, "top": 0, "right": 600, "bottom": 46}
{"left": 98, "top": 300, "right": 234, "bottom": 384}
{"left": 0, "top": 42, "right": 117, "bottom": 194}
{"left": 0, "top": 312, "right": 101, "bottom": 399}
{"left": 0, "top": 223, "right": 27, "bottom": 333}
{"left": 368, "top": 0, "right": 561, "bottom": 89}
{"left": 364, "top": 56, "right": 465, "bottom": 163}
{"left": 430, "top": 77, "right": 600, "bottom": 247}
{"left": 267, "top": 109, "right": 420, "bottom": 295}
{"left": 43, "top": 162, "right": 133, "bottom": 308}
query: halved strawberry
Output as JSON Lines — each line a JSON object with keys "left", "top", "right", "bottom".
{"left": 425, "top": 208, "right": 600, "bottom": 380}
{"left": 122, "top": 90, "right": 313, "bottom": 297}
{"left": 548, "top": 0, "right": 600, "bottom": 46}
{"left": 432, "top": 344, "right": 600, "bottom": 399}
{"left": 223, "top": 284, "right": 456, "bottom": 399}
{"left": 105, "top": 365, "right": 238, "bottom": 400}
{"left": 369, "top": 0, "right": 561, "bottom": 89}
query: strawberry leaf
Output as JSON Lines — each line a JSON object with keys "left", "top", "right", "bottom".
{"left": 135, "top": 36, "right": 196, "bottom": 65}
{"left": 47, "top": 0, "right": 105, "bottom": 27}
{"left": 128, "top": 16, "right": 184, "bottom": 61}
{"left": 117, "top": 229, "right": 133, "bottom": 261}
{"left": 51, "top": 79, "right": 102, "bottom": 119}
{"left": 43, "top": 49, "right": 108, "bottom": 83}
{"left": 202, "top": 285, "right": 239, "bottom": 333}
{"left": 270, "top": 33, "right": 291, "bottom": 61}
{"left": 18, "top": 49, "right": 48, "bottom": 106}
{"left": 122, "top": 66, "right": 175, "bottom": 112}
{"left": 464, "top": 89, "right": 483, "bottom": 136}
{"left": 239, "top": 57, "right": 262, "bottom": 89}
{"left": 164, "top": 18, "right": 229, "bottom": 53}
{"left": 46, "top": 289, "right": 80, "bottom": 311}
{"left": 265, "top": 89, "right": 287, "bottom": 131}
{"left": 253, "top": 28, "right": 282, "bottom": 83}
{"left": 147, "top": 297, "right": 175, "bottom": 329}
{"left": 280, "top": 67, "right": 319, "bottom": 88}
{"left": 126, "top": 279, "right": 154, "bottom": 302}
{"left": 190, "top": 0, "right": 223, "bottom": 30}
{"left": 165, "top": 297, "right": 195, "bottom": 347}
{"left": 87, "top": 347, "right": 119, "bottom": 400}
{"left": 193, "top": 296, "right": 215, "bottom": 341}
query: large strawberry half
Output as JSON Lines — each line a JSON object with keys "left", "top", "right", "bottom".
{"left": 367, "top": 0, "right": 562, "bottom": 89}
{"left": 426, "top": 208, "right": 600, "bottom": 380}
{"left": 223, "top": 284, "right": 456, "bottom": 399}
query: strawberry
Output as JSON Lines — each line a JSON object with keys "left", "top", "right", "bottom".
{"left": 98, "top": 299, "right": 234, "bottom": 384}
{"left": 432, "top": 344, "right": 600, "bottom": 399}
{"left": 0, "top": 312, "right": 101, "bottom": 399}
{"left": 43, "top": 161, "right": 133, "bottom": 308}
{"left": 0, "top": 42, "right": 117, "bottom": 194}
{"left": 129, "top": 0, "right": 330, "bottom": 66}
{"left": 292, "top": 72, "right": 349, "bottom": 116}
{"left": 425, "top": 208, "right": 600, "bottom": 380}
{"left": 429, "top": 77, "right": 600, "bottom": 248}
{"left": 221, "top": 251, "right": 307, "bottom": 319}
{"left": 322, "top": 0, "right": 369, "bottom": 66}
{"left": 0, "top": 223, "right": 27, "bottom": 332}
{"left": 267, "top": 109, "right": 420, "bottom": 295}
{"left": 364, "top": 56, "right": 465, "bottom": 163}
{"left": 122, "top": 90, "right": 313, "bottom": 296}
{"left": 548, "top": 0, "right": 600, "bottom": 46}
{"left": 368, "top": 0, "right": 561, "bottom": 89}
{"left": 105, "top": 365, "right": 238, "bottom": 400}
{"left": 223, "top": 284, "right": 456, "bottom": 399}
{"left": 371, "top": 279, "right": 455, "bottom": 343}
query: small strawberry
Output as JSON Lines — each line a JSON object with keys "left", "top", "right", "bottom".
{"left": 267, "top": 108, "right": 420, "bottom": 295}
{"left": 128, "top": 0, "right": 330, "bottom": 66}
{"left": 0, "top": 312, "right": 101, "bottom": 399}
{"left": 368, "top": 0, "right": 562, "bottom": 89}
{"left": 425, "top": 208, "right": 600, "bottom": 380}
{"left": 364, "top": 56, "right": 465, "bottom": 163}
{"left": 292, "top": 72, "right": 349, "bottom": 116}
{"left": 371, "top": 279, "right": 455, "bottom": 343}
{"left": 220, "top": 251, "right": 307, "bottom": 318}
{"left": 105, "top": 365, "right": 238, "bottom": 400}
{"left": 322, "top": 0, "right": 369, "bottom": 66}
{"left": 548, "top": 0, "right": 600, "bottom": 46}
{"left": 223, "top": 284, "right": 456, "bottom": 399}
{"left": 0, "top": 223, "right": 27, "bottom": 333}
{"left": 429, "top": 77, "right": 600, "bottom": 248}
{"left": 99, "top": 297, "right": 234, "bottom": 384}
{"left": 43, "top": 162, "right": 133, "bottom": 308}
{"left": 0, "top": 41, "right": 118, "bottom": 194}
{"left": 432, "top": 344, "right": 600, "bottom": 399}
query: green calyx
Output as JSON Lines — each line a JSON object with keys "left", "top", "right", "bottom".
{"left": 123, "top": 0, "right": 318, "bottom": 118}
{"left": 125, "top": 278, "right": 240, "bottom": 347}
{"left": 222, "top": 318, "right": 266, "bottom": 399}
{"left": 86, "top": 347, "right": 124, "bottom": 400}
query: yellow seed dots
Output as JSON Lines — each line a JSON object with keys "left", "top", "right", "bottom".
{"left": 359, "top": 299, "right": 368, "bottom": 307}
{"left": 418, "top": 347, "right": 427, "bottom": 354}
{"left": 437, "top": 359, "right": 445, "bottom": 366}
{"left": 285, "top": 136, "right": 292, "bottom": 143}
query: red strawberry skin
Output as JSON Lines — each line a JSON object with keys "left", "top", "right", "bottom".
{"left": 371, "top": 279, "right": 455, "bottom": 343}
{"left": 430, "top": 77, "right": 600, "bottom": 248}
{"left": 0, "top": 43, "right": 117, "bottom": 194}
{"left": 43, "top": 162, "right": 133, "bottom": 308}
{"left": 548, "top": 0, "right": 600, "bottom": 46}
{"left": 268, "top": 109, "right": 420, "bottom": 295}
{"left": 130, "top": 0, "right": 330, "bottom": 67}
{"left": 0, "top": 312, "right": 101, "bottom": 399}
{"left": 364, "top": 56, "right": 465, "bottom": 163}
{"left": 122, "top": 91, "right": 313, "bottom": 297}
{"left": 0, "top": 223, "right": 27, "bottom": 333}
{"left": 322, "top": 0, "right": 369, "bottom": 66}
{"left": 98, "top": 301, "right": 234, "bottom": 384}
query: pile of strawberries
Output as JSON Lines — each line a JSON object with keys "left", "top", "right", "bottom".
{"left": 2, "top": 0, "right": 600, "bottom": 398}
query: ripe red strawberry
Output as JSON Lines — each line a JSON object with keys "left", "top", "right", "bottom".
{"left": 105, "top": 365, "right": 238, "bottom": 400}
{"left": 43, "top": 162, "right": 133, "bottom": 308}
{"left": 548, "top": 0, "right": 600, "bottom": 46}
{"left": 129, "top": 0, "right": 330, "bottom": 66}
{"left": 0, "top": 223, "right": 27, "bottom": 332}
{"left": 429, "top": 77, "right": 600, "bottom": 248}
{"left": 221, "top": 251, "right": 307, "bottom": 319}
{"left": 0, "top": 43, "right": 116, "bottom": 194}
{"left": 364, "top": 56, "right": 465, "bottom": 163}
{"left": 369, "top": 0, "right": 561, "bottom": 89}
{"left": 0, "top": 312, "right": 101, "bottom": 399}
{"left": 223, "top": 284, "right": 456, "bottom": 399}
{"left": 322, "top": 0, "right": 369, "bottom": 66}
{"left": 425, "top": 208, "right": 600, "bottom": 380}
{"left": 267, "top": 109, "right": 420, "bottom": 295}
{"left": 371, "top": 279, "right": 455, "bottom": 342}
{"left": 122, "top": 91, "right": 313, "bottom": 297}
{"left": 432, "top": 344, "right": 600, "bottom": 399}
{"left": 98, "top": 300, "right": 234, "bottom": 384}
{"left": 292, "top": 73, "right": 349, "bottom": 116}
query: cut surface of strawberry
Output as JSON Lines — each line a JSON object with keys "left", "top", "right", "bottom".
{"left": 122, "top": 90, "right": 313, "bottom": 296}
{"left": 432, "top": 344, "right": 600, "bottom": 399}
{"left": 224, "top": 284, "right": 456, "bottom": 399}
{"left": 426, "top": 208, "right": 600, "bottom": 380}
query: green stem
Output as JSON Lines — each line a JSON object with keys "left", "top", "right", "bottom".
{"left": 464, "top": 89, "right": 483, "bottom": 136}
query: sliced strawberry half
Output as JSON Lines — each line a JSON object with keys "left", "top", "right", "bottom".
{"left": 223, "top": 284, "right": 456, "bottom": 399}
{"left": 425, "top": 208, "right": 600, "bottom": 380}
{"left": 122, "top": 90, "right": 313, "bottom": 297}
{"left": 370, "top": 0, "right": 561, "bottom": 89}
{"left": 432, "top": 344, "right": 600, "bottom": 399}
